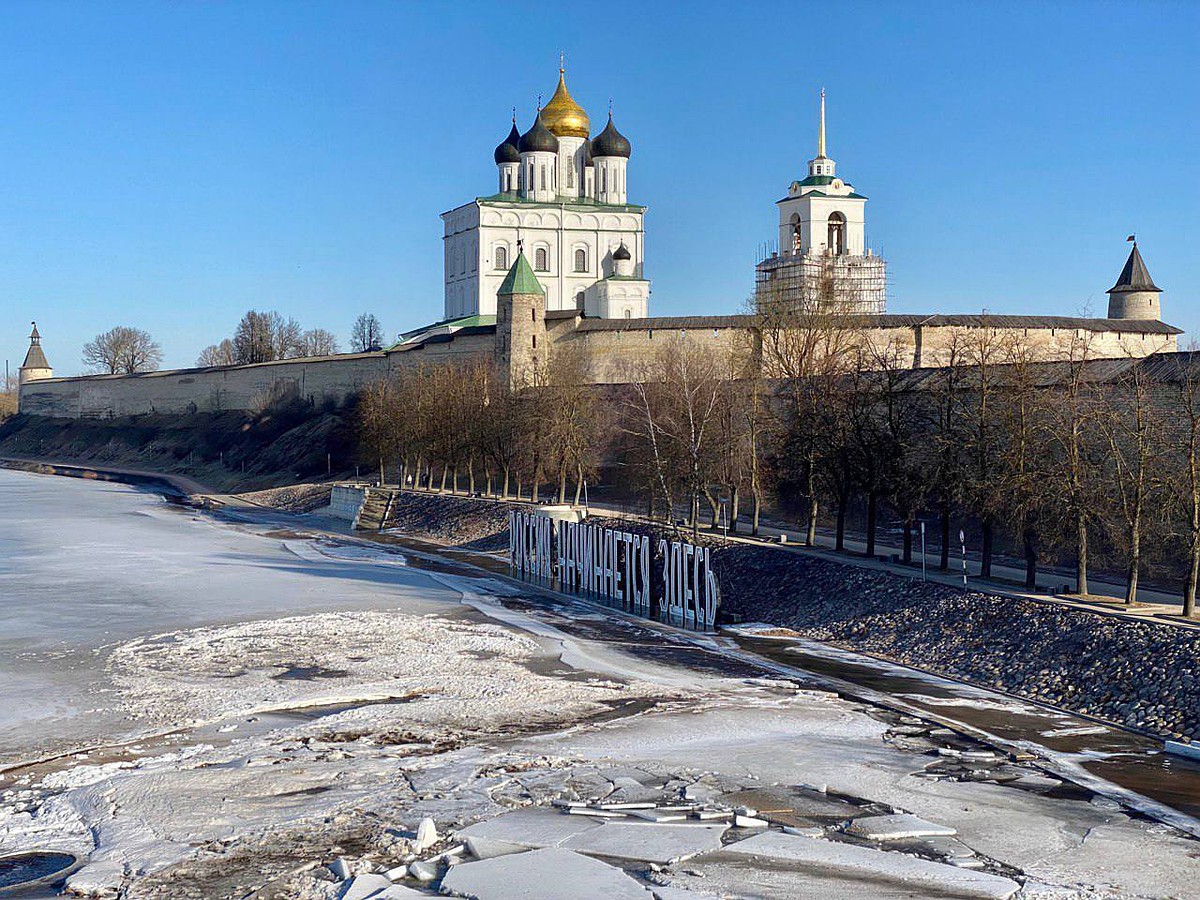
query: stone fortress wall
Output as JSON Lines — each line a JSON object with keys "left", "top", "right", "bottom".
{"left": 17, "top": 310, "right": 1181, "bottom": 419}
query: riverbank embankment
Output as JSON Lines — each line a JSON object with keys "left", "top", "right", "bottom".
{"left": 268, "top": 487, "right": 1198, "bottom": 745}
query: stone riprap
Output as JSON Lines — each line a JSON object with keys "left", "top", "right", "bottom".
{"left": 712, "top": 545, "right": 1200, "bottom": 742}
{"left": 236, "top": 483, "right": 333, "bottom": 512}
{"left": 381, "top": 490, "right": 518, "bottom": 551}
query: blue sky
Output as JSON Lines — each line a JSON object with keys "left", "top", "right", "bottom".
{"left": 1, "top": 1, "right": 1197, "bottom": 375}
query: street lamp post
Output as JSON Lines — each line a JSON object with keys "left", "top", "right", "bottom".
{"left": 959, "top": 529, "right": 967, "bottom": 586}
{"left": 920, "top": 521, "right": 927, "bottom": 582}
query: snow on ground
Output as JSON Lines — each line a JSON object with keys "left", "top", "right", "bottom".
{"left": 3, "top": 471, "right": 1200, "bottom": 898}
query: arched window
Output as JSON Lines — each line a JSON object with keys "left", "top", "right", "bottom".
{"left": 574, "top": 248, "right": 587, "bottom": 272}
{"left": 535, "top": 247, "right": 549, "bottom": 271}
{"left": 575, "top": 291, "right": 585, "bottom": 307}
{"left": 495, "top": 245, "right": 508, "bottom": 270}
{"left": 601, "top": 167, "right": 607, "bottom": 193}
{"left": 624, "top": 309, "right": 632, "bottom": 319}
{"left": 790, "top": 213, "right": 802, "bottom": 252}
{"left": 827, "top": 212, "right": 847, "bottom": 255}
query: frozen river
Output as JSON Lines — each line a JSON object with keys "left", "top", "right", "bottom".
{"left": 3, "top": 467, "right": 1200, "bottom": 898}
{"left": 0, "top": 468, "right": 460, "bottom": 765}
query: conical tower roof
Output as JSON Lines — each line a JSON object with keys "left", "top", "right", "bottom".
{"left": 21, "top": 321, "right": 49, "bottom": 370}
{"left": 1109, "top": 243, "right": 1160, "bottom": 293}
{"left": 498, "top": 248, "right": 545, "bottom": 296}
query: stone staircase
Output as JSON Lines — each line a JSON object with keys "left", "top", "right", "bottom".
{"left": 354, "top": 488, "right": 394, "bottom": 531}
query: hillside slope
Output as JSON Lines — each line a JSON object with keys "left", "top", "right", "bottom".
{"left": 0, "top": 401, "right": 361, "bottom": 492}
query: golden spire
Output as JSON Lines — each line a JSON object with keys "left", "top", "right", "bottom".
{"left": 540, "top": 57, "right": 590, "bottom": 139}
{"left": 818, "top": 87, "right": 827, "bottom": 158}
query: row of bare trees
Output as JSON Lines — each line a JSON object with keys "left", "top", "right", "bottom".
{"left": 356, "top": 308, "right": 1200, "bottom": 612}
{"left": 358, "top": 353, "right": 606, "bottom": 505}
{"left": 196, "top": 311, "right": 386, "bottom": 367}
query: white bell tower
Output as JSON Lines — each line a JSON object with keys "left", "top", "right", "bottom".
{"left": 775, "top": 89, "right": 868, "bottom": 258}
{"left": 755, "top": 89, "right": 886, "bottom": 314}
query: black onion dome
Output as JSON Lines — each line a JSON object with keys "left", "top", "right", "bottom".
{"left": 518, "top": 112, "right": 559, "bottom": 154}
{"left": 592, "top": 114, "right": 631, "bottom": 159}
{"left": 613, "top": 242, "right": 631, "bottom": 261}
{"left": 494, "top": 122, "right": 521, "bottom": 164}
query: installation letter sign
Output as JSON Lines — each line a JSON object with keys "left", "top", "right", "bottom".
{"left": 508, "top": 512, "right": 719, "bottom": 631}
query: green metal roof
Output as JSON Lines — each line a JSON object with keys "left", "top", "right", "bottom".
{"left": 498, "top": 250, "right": 545, "bottom": 296}
{"left": 476, "top": 193, "right": 647, "bottom": 213}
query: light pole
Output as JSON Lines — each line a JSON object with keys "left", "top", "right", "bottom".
{"left": 582, "top": 479, "right": 589, "bottom": 517}
{"left": 719, "top": 498, "right": 729, "bottom": 544}
{"left": 920, "top": 521, "right": 927, "bottom": 582}
{"left": 959, "top": 528, "right": 967, "bottom": 586}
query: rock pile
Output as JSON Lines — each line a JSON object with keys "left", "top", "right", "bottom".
{"left": 238, "top": 483, "right": 333, "bottom": 512}
{"left": 713, "top": 546, "right": 1200, "bottom": 741}
{"left": 380, "top": 492, "right": 517, "bottom": 551}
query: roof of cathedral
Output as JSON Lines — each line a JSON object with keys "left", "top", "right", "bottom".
{"left": 472, "top": 193, "right": 646, "bottom": 212}
{"left": 613, "top": 242, "right": 631, "bottom": 261}
{"left": 591, "top": 114, "right": 631, "bottom": 159}
{"left": 540, "top": 71, "right": 590, "bottom": 138}
{"left": 498, "top": 250, "right": 545, "bottom": 296}
{"left": 518, "top": 111, "right": 559, "bottom": 154}
{"left": 1109, "top": 243, "right": 1161, "bottom": 294}
{"left": 494, "top": 121, "right": 521, "bottom": 164}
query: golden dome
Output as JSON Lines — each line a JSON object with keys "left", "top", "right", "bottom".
{"left": 540, "top": 71, "right": 590, "bottom": 139}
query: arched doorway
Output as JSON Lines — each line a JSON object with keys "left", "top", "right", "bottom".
{"left": 827, "top": 212, "right": 846, "bottom": 255}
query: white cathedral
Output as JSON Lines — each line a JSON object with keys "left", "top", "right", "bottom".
{"left": 441, "top": 66, "right": 650, "bottom": 321}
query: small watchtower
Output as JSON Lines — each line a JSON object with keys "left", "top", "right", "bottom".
{"left": 19, "top": 322, "right": 53, "bottom": 384}
{"left": 1107, "top": 239, "right": 1162, "bottom": 321}
{"left": 495, "top": 247, "right": 546, "bottom": 391}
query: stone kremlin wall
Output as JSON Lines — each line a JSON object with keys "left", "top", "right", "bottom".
{"left": 18, "top": 352, "right": 392, "bottom": 419}
{"left": 16, "top": 312, "right": 1182, "bottom": 419}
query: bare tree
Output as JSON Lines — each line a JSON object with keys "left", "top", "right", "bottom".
{"left": 82, "top": 326, "right": 163, "bottom": 374}
{"left": 1165, "top": 351, "right": 1200, "bottom": 617}
{"left": 1042, "top": 331, "right": 1104, "bottom": 595}
{"left": 995, "top": 338, "right": 1051, "bottom": 589}
{"left": 297, "top": 328, "right": 340, "bottom": 358}
{"left": 756, "top": 281, "right": 866, "bottom": 545}
{"left": 958, "top": 325, "right": 1008, "bottom": 577}
{"left": 0, "top": 371, "right": 18, "bottom": 420}
{"left": 232, "top": 311, "right": 303, "bottom": 364}
{"left": 351, "top": 313, "right": 385, "bottom": 353}
{"left": 197, "top": 339, "right": 236, "bottom": 368}
{"left": 1099, "top": 359, "right": 1166, "bottom": 604}
{"left": 624, "top": 337, "right": 726, "bottom": 540}
{"left": 358, "top": 378, "right": 402, "bottom": 486}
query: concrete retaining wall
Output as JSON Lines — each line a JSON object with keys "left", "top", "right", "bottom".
{"left": 328, "top": 484, "right": 368, "bottom": 521}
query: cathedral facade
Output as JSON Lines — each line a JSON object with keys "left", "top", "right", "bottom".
{"left": 440, "top": 68, "right": 650, "bottom": 321}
